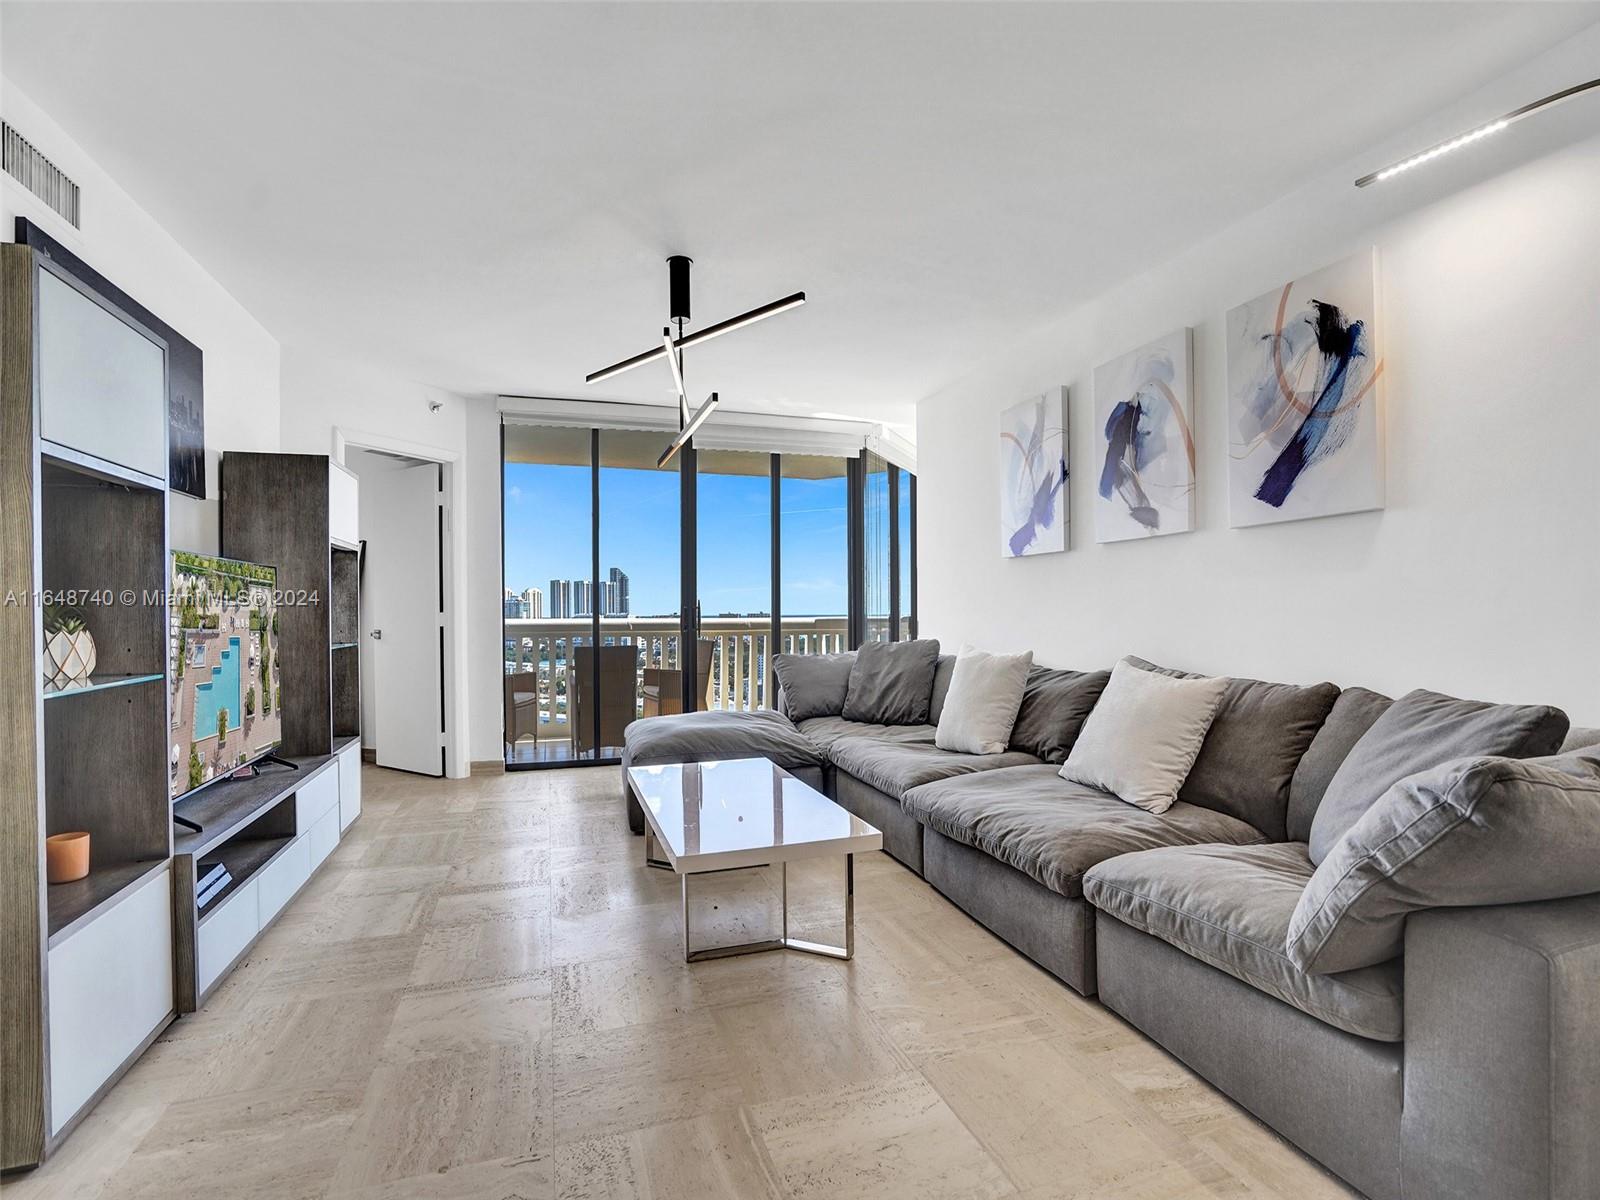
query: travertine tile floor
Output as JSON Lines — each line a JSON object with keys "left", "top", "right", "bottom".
{"left": 7, "top": 766, "right": 1359, "bottom": 1200}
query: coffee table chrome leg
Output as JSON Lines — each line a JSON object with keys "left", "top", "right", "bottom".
{"left": 784, "top": 852, "right": 853, "bottom": 961}
{"left": 682, "top": 870, "right": 783, "bottom": 962}
{"left": 680, "top": 853, "right": 854, "bottom": 963}
{"left": 645, "top": 827, "right": 671, "bottom": 871}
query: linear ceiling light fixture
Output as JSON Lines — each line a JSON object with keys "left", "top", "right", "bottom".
{"left": 587, "top": 255, "right": 806, "bottom": 466}
{"left": 1355, "top": 77, "right": 1599, "bottom": 188}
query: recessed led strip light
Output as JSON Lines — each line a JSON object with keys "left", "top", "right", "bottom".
{"left": 1354, "top": 77, "right": 1599, "bottom": 188}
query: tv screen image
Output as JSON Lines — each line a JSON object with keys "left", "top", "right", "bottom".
{"left": 170, "top": 551, "right": 282, "bottom": 801}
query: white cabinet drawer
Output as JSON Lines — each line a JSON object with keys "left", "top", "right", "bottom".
{"left": 256, "top": 836, "right": 312, "bottom": 926}
{"left": 197, "top": 877, "right": 259, "bottom": 997}
{"left": 48, "top": 867, "right": 173, "bottom": 1134}
{"left": 329, "top": 460, "right": 359, "bottom": 548}
{"left": 309, "top": 807, "right": 341, "bottom": 871}
{"left": 338, "top": 741, "right": 362, "bottom": 831}
{"left": 295, "top": 765, "right": 340, "bottom": 829}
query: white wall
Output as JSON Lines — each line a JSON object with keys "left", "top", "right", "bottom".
{"left": 278, "top": 346, "right": 486, "bottom": 775}
{"left": 1, "top": 82, "right": 281, "bottom": 552}
{"left": 918, "top": 29, "right": 1600, "bottom": 724}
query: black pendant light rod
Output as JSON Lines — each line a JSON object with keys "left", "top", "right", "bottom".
{"left": 586, "top": 290, "right": 807, "bottom": 385}
{"left": 657, "top": 392, "right": 720, "bottom": 468}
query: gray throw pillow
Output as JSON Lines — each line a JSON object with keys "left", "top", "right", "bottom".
{"left": 841, "top": 639, "right": 941, "bottom": 725}
{"left": 1565, "top": 726, "right": 1600, "bottom": 753}
{"left": 1287, "top": 687, "right": 1393, "bottom": 843}
{"left": 1307, "top": 688, "right": 1570, "bottom": 865}
{"left": 772, "top": 652, "right": 856, "bottom": 722}
{"left": 1007, "top": 666, "right": 1111, "bottom": 764}
{"left": 1288, "top": 750, "right": 1600, "bottom": 974}
{"left": 1125, "top": 656, "right": 1340, "bottom": 841}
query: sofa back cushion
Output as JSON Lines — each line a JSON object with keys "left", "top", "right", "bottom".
{"left": 1125, "top": 656, "right": 1339, "bottom": 841}
{"left": 842, "top": 638, "right": 941, "bottom": 725}
{"left": 1007, "top": 665, "right": 1112, "bottom": 764}
{"left": 1307, "top": 688, "right": 1570, "bottom": 865}
{"left": 928, "top": 654, "right": 957, "bottom": 724}
{"left": 772, "top": 651, "right": 856, "bottom": 722}
{"left": 1286, "top": 687, "right": 1393, "bottom": 842}
{"left": 934, "top": 645, "right": 1035, "bottom": 755}
{"left": 1288, "top": 749, "right": 1600, "bottom": 974}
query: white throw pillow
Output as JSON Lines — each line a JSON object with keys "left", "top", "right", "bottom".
{"left": 1059, "top": 658, "right": 1229, "bottom": 812}
{"left": 935, "top": 645, "right": 1035, "bottom": 755}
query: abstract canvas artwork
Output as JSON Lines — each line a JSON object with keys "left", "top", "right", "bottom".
{"left": 1092, "top": 328, "right": 1196, "bottom": 543}
{"left": 999, "top": 387, "right": 1068, "bottom": 557}
{"left": 1226, "top": 250, "right": 1384, "bottom": 527}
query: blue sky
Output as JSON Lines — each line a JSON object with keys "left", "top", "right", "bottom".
{"left": 504, "top": 463, "right": 850, "bottom": 617}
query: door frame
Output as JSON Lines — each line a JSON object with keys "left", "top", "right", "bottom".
{"left": 334, "top": 426, "right": 466, "bottom": 779}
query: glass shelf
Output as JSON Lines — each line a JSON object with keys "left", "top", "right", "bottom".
{"left": 42, "top": 672, "right": 165, "bottom": 700}
{"left": 331, "top": 641, "right": 359, "bottom": 650}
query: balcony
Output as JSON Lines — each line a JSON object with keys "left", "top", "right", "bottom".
{"left": 503, "top": 614, "right": 848, "bottom": 762}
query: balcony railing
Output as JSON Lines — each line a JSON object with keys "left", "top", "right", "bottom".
{"left": 503, "top": 614, "right": 848, "bottom": 754}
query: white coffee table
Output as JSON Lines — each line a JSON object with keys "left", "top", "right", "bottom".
{"left": 625, "top": 757, "right": 883, "bottom": 962}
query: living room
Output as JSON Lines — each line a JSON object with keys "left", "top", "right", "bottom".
{"left": 2, "top": 4, "right": 1597, "bottom": 1199}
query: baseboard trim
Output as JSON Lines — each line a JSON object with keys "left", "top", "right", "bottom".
{"left": 470, "top": 759, "right": 505, "bottom": 776}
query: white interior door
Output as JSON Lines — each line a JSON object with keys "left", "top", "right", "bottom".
{"left": 361, "top": 457, "right": 444, "bottom": 776}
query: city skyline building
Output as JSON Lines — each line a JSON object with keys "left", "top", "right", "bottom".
{"left": 530, "top": 570, "right": 630, "bottom": 619}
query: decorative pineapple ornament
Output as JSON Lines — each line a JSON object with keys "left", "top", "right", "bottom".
{"left": 42, "top": 605, "right": 97, "bottom": 691}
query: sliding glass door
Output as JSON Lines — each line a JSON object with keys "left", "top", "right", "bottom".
{"left": 501, "top": 421, "right": 913, "bottom": 768}
{"left": 598, "top": 430, "right": 680, "bottom": 747}
{"left": 502, "top": 424, "right": 594, "bottom": 764}
{"left": 696, "top": 450, "right": 773, "bottom": 712}
{"left": 781, "top": 455, "right": 850, "bottom": 660}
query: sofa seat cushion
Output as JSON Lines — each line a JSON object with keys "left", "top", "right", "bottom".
{"left": 828, "top": 736, "right": 1039, "bottom": 802}
{"left": 902, "top": 764, "right": 1264, "bottom": 899}
{"left": 1084, "top": 843, "right": 1403, "bottom": 1042}
{"left": 621, "top": 709, "right": 823, "bottom": 771}
{"left": 796, "top": 716, "right": 937, "bottom": 756}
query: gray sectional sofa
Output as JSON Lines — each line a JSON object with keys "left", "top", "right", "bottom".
{"left": 620, "top": 643, "right": 1600, "bottom": 1200}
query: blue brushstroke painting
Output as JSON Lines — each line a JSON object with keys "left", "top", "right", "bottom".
{"left": 1254, "top": 301, "right": 1368, "bottom": 508}
{"left": 1000, "top": 391, "right": 1068, "bottom": 557}
{"left": 1009, "top": 455, "right": 1068, "bottom": 556}
{"left": 1098, "top": 396, "right": 1164, "bottom": 531}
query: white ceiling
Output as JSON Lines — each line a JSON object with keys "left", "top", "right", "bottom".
{"left": 3, "top": 2, "right": 1595, "bottom": 430}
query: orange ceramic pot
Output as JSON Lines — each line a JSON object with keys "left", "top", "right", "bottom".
{"left": 46, "top": 831, "right": 90, "bottom": 884}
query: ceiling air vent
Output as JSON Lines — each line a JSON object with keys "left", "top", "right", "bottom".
{"left": 3, "top": 123, "right": 80, "bottom": 228}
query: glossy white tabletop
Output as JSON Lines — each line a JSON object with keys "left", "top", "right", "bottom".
{"left": 627, "top": 758, "right": 882, "bottom": 873}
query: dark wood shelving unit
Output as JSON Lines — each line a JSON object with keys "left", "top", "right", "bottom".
{"left": 172, "top": 752, "right": 333, "bottom": 860}
{"left": 195, "top": 834, "right": 296, "bottom": 925}
{"left": 330, "top": 545, "right": 361, "bottom": 743}
{"left": 45, "top": 858, "right": 170, "bottom": 946}
{"left": 3, "top": 245, "right": 176, "bottom": 1169}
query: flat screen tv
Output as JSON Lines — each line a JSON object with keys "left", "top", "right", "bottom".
{"left": 170, "top": 551, "right": 282, "bottom": 802}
